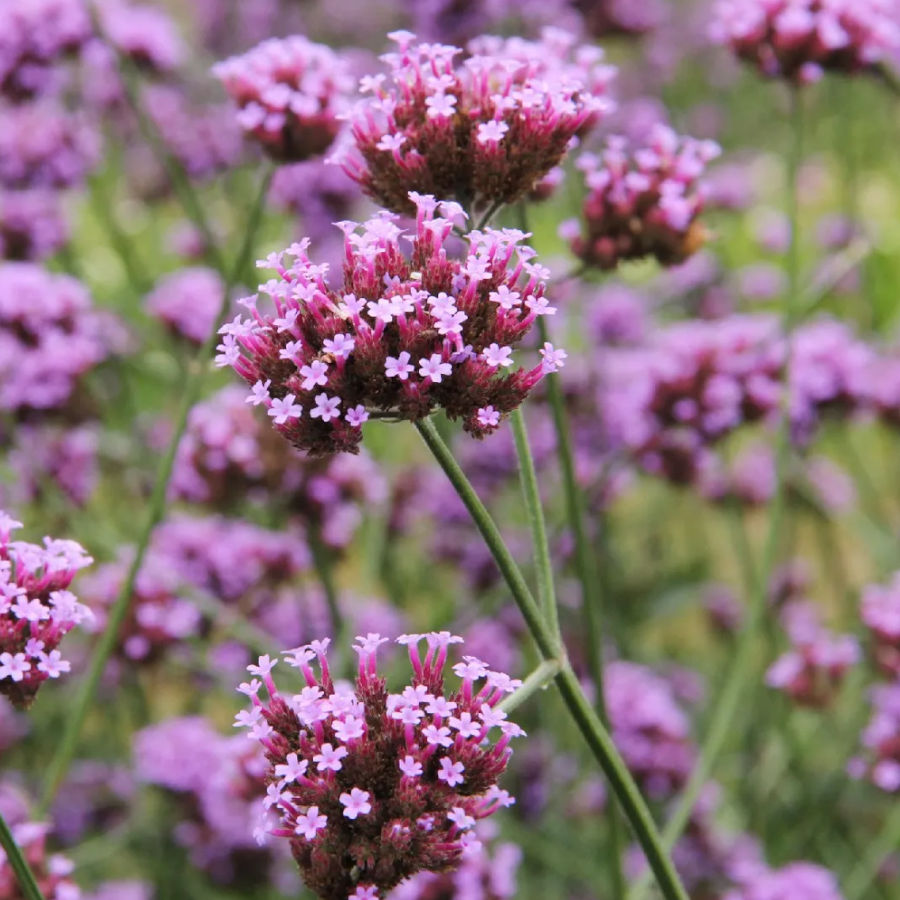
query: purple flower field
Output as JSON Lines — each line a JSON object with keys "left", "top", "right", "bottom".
{"left": 2, "top": 0, "right": 900, "bottom": 898}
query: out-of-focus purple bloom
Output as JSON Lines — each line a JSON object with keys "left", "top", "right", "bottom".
{"left": 338, "top": 29, "right": 614, "bottom": 216}
{"left": 50, "top": 761, "right": 134, "bottom": 846}
{"left": 710, "top": 0, "right": 900, "bottom": 83}
{"left": 172, "top": 386, "right": 387, "bottom": 547}
{"left": 724, "top": 861, "right": 844, "bottom": 899}
{"left": 0, "top": 263, "right": 120, "bottom": 414}
{"left": 766, "top": 602, "right": 859, "bottom": 707}
{"left": 97, "top": 0, "right": 184, "bottom": 74}
{"left": 862, "top": 572, "right": 900, "bottom": 678}
{"left": 83, "top": 882, "right": 152, "bottom": 900}
{"left": 0, "top": 189, "right": 67, "bottom": 261}
{"left": 562, "top": 125, "right": 720, "bottom": 270}
{"left": 0, "top": 102, "right": 98, "bottom": 190}
{"left": 145, "top": 267, "right": 225, "bottom": 345}
{"left": 587, "top": 284, "right": 649, "bottom": 346}
{"left": 575, "top": 0, "right": 667, "bottom": 37}
{"left": 214, "top": 36, "right": 352, "bottom": 162}
{"left": 737, "top": 263, "right": 786, "bottom": 302}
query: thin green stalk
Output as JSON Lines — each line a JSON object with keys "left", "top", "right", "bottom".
{"left": 510, "top": 408, "right": 558, "bottom": 630}
{"left": 499, "top": 659, "right": 562, "bottom": 714}
{"left": 844, "top": 801, "right": 900, "bottom": 899}
{"left": 0, "top": 813, "right": 45, "bottom": 900}
{"left": 39, "top": 168, "right": 273, "bottom": 812}
{"left": 629, "top": 85, "right": 806, "bottom": 900}
{"left": 414, "top": 417, "right": 689, "bottom": 900}
{"left": 87, "top": 1, "right": 224, "bottom": 272}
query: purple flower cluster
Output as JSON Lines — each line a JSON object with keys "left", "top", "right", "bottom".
{"left": 337, "top": 29, "right": 614, "bottom": 216}
{"left": 172, "top": 386, "right": 387, "bottom": 547}
{"left": 849, "top": 681, "right": 900, "bottom": 791}
{"left": 97, "top": 0, "right": 184, "bottom": 74}
{"left": 81, "top": 515, "right": 310, "bottom": 664}
{"left": 145, "top": 266, "right": 225, "bottom": 344}
{"left": 604, "top": 661, "right": 696, "bottom": 799}
{"left": 0, "top": 511, "right": 93, "bottom": 708}
{"left": 765, "top": 602, "right": 859, "bottom": 707}
{"left": 0, "top": 101, "right": 98, "bottom": 191}
{"left": 0, "top": 188, "right": 67, "bottom": 262}
{"left": 861, "top": 572, "right": 900, "bottom": 678}
{"left": 560, "top": 124, "right": 720, "bottom": 270}
{"left": 135, "top": 716, "right": 288, "bottom": 885}
{"left": 0, "top": 263, "right": 118, "bottom": 413}
{"left": 0, "top": 817, "right": 81, "bottom": 900}
{"left": 214, "top": 36, "right": 352, "bottom": 162}
{"left": 710, "top": 0, "right": 900, "bottom": 83}
{"left": 0, "top": 0, "right": 90, "bottom": 101}
{"left": 239, "top": 633, "right": 522, "bottom": 899}
{"left": 724, "top": 861, "right": 844, "bottom": 900}
{"left": 217, "top": 192, "right": 562, "bottom": 454}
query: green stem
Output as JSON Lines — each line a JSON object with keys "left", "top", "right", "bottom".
{"left": 87, "top": 1, "right": 224, "bottom": 272}
{"left": 38, "top": 168, "right": 273, "bottom": 813}
{"left": 0, "top": 813, "right": 46, "bottom": 900}
{"left": 498, "top": 659, "right": 562, "bottom": 714}
{"left": 629, "top": 85, "right": 806, "bottom": 900}
{"left": 844, "top": 802, "right": 900, "bottom": 899}
{"left": 509, "top": 409, "right": 558, "bottom": 630}
{"left": 414, "top": 418, "right": 689, "bottom": 900}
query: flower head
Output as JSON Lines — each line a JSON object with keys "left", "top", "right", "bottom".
{"left": 0, "top": 510, "right": 93, "bottom": 707}
{"left": 337, "top": 30, "right": 615, "bottom": 215}
{"left": 562, "top": 125, "right": 720, "bottom": 271}
{"left": 218, "top": 194, "right": 559, "bottom": 454}
{"left": 214, "top": 36, "right": 352, "bottom": 161}
{"left": 236, "top": 632, "right": 520, "bottom": 899}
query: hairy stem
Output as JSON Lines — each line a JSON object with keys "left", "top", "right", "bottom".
{"left": 414, "top": 417, "right": 689, "bottom": 900}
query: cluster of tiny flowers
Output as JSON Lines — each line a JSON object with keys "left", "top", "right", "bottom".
{"left": 861, "top": 572, "right": 900, "bottom": 678}
{"left": 96, "top": 0, "right": 184, "bottom": 75}
{"left": 848, "top": 681, "right": 900, "bottom": 792}
{"left": 0, "top": 511, "right": 93, "bottom": 708}
{"left": 337, "top": 29, "right": 615, "bottom": 216}
{"left": 216, "top": 192, "right": 563, "bottom": 455}
{"left": 0, "top": 188, "right": 67, "bottom": 262}
{"left": 0, "top": 818, "right": 81, "bottom": 900}
{"left": 0, "top": 101, "right": 98, "bottom": 191}
{"left": 238, "top": 633, "right": 522, "bottom": 899}
{"left": 710, "top": 0, "right": 900, "bottom": 83}
{"left": 724, "top": 861, "right": 845, "bottom": 900}
{"left": 0, "top": 0, "right": 90, "bottom": 101}
{"left": 0, "top": 263, "right": 120, "bottom": 413}
{"left": 172, "top": 386, "right": 387, "bottom": 548}
{"left": 559, "top": 124, "right": 720, "bottom": 270}
{"left": 145, "top": 266, "right": 225, "bottom": 344}
{"left": 1, "top": 423, "right": 99, "bottom": 508}
{"left": 134, "top": 716, "right": 291, "bottom": 886}
{"left": 597, "top": 314, "right": 875, "bottom": 485}
{"left": 81, "top": 515, "right": 309, "bottom": 664}
{"left": 765, "top": 602, "right": 859, "bottom": 707}
{"left": 604, "top": 661, "right": 696, "bottom": 799}
{"left": 213, "top": 36, "right": 352, "bottom": 162}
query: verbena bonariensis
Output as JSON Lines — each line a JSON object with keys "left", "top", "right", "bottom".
{"left": 0, "top": 102, "right": 98, "bottom": 191}
{"left": 861, "top": 572, "right": 900, "bottom": 678}
{"left": 0, "top": 511, "right": 93, "bottom": 709}
{"left": 145, "top": 266, "right": 225, "bottom": 344}
{"left": 559, "top": 124, "right": 721, "bottom": 270}
{"left": 171, "top": 386, "right": 387, "bottom": 548}
{"left": 0, "top": 263, "right": 120, "bottom": 414}
{"left": 765, "top": 601, "right": 859, "bottom": 707}
{"left": 216, "top": 192, "right": 564, "bottom": 455}
{"left": 0, "top": 188, "right": 67, "bottom": 262}
{"left": 335, "top": 29, "right": 615, "bottom": 217}
{"left": 849, "top": 681, "right": 900, "bottom": 791}
{"left": 709, "top": 0, "right": 900, "bottom": 83}
{"left": 0, "top": 0, "right": 91, "bottom": 101}
{"left": 724, "top": 861, "right": 845, "bottom": 900}
{"left": 135, "top": 716, "right": 294, "bottom": 887}
{"left": 213, "top": 35, "right": 352, "bottom": 162}
{"left": 238, "top": 633, "right": 522, "bottom": 900}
